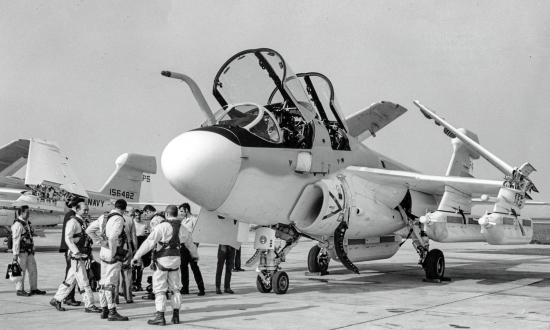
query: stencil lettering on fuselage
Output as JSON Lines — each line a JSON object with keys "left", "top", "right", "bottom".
{"left": 87, "top": 198, "right": 105, "bottom": 208}
{"left": 109, "top": 188, "right": 135, "bottom": 200}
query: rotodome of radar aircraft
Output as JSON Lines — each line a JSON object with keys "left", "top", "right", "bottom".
{"left": 160, "top": 48, "right": 543, "bottom": 294}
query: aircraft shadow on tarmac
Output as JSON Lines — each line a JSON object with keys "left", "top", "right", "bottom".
{"left": 125, "top": 302, "right": 317, "bottom": 323}
{"left": 272, "top": 254, "right": 550, "bottom": 295}
{"left": 456, "top": 247, "right": 550, "bottom": 256}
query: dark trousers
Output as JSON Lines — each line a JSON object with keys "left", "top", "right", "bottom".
{"left": 180, "top": 243, "right": 204, "bottom": 292}
{"left": 132, "top": 236, "right": 150, "bottom": 287}
{"left": 215, "top": 245, "right": 235, "bottom": 289}
{"left": 234, "top": 247, "right": 241, "bottom": 269}
{"left": 64, "top": 251, "right": 76, "bottom": 300}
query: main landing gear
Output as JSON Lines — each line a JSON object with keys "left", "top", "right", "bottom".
{"left": 398, "top": 206, "right": 449, "bottom": 282}
{"left": 307, "top": 245, "right": 330, "bottom": 275}
{"left": 246, "top": 224, "right": 300, "bottom": 295}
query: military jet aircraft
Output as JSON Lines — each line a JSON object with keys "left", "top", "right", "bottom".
{"left": 0, "top": 138, "right": 156, "bottom": 238}
{"left": 160, "top": 48, "right": 541, "bottom": 294}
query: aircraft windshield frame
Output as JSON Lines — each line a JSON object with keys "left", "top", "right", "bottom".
{"left": 296, "top": 72, "right": 348, "bottom": 132}
{"left": 212, "top": 48, "right": 316, "bottom": 122}
{"left": 214, "top": 103, "right": 283, "bottom": 144}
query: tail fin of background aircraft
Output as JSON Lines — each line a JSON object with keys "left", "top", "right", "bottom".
{"left": 99, "top": 153, "right": 157, "bottom": 203}
{"left": 445, "top": 128, "right": 480, "bottom": 177}
{"left": 0, "top": 139, "right": 30, "bottom": 177}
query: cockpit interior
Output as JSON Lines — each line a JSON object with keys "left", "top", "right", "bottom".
{"left": 207, "top": 48, "right": 350, "bottom": 151}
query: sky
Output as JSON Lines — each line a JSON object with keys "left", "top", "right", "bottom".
{"left": 1, "top": 1, "right": 550, "bottom": 207}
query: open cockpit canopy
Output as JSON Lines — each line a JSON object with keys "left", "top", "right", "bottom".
{"left": 212, "top": 48, "right": 316, "bottom": 123}
{"left": 208, "top": 48, "right": 348, "bottom": 149}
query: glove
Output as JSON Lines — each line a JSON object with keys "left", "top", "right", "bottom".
{"left": 72, "top": 253, "right": 87, "bottom": 260}
{"left": 13, "top": 255, "right": 18, "bottom": 262}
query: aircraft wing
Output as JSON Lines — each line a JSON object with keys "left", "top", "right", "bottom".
{"left": 345, "top": 101, "right": 407, "bottom": 140}
{"left": 25, "top": 139, "right": 88, "bottom": 197}
{"left": 0, "top": 139, "right": 30, "bottom": 177}
{"left": 346, "top": 166, "right": 503, "bottom": 196}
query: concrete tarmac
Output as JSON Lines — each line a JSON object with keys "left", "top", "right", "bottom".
{"left": 0, "top": 228, "right": 548, "bottom": 329}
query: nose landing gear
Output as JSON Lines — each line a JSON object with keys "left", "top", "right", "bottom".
{"left": 247, "top": 225, "right": 300, "bottom": 294}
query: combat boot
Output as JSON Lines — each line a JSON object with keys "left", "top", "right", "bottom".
{"left": 171, "top": 309, "right": 180, "bottom": 324}
{"left": 100, "top": 307, "right": 109, "bottom": 319}
{"left": 108, "top": 308, "right": 129, "bottom": 321}
{"left": 49, "top": 298, "right": 66, "bottom": 311}
{"left": 147, "top": 311, "right": 166, "bottom": 326}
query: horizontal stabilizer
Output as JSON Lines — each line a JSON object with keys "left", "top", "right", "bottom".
{"left": 345, "top": 101, "right": 407, "bottom": 140}
{"left": 99, "top": 153, "right": 157, "bottom": 203}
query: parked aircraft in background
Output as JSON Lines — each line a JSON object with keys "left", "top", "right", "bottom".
{"left": 0, "top": 138, "right": 156, "bottom": 238}
{"left": 159, "top": 48, "right": 545, "bottom": 294}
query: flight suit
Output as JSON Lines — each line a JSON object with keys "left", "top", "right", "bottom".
{"left": 59, "top": 209, "right": 78, "bottom": 304}
{"left": 11, "top": 218, "right": 38, "bottom": 293}
{"left": 52, "top": 215, "right": 99, "bottom": 311}
{"left": 86, "top": 210, "right": 129, "bottom": 320}
{"left": 133, "top": 217, "right": 198, "bottom": 325}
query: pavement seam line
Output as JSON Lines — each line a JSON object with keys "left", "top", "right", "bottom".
{"left": 329, "top": 278, "right": 545, "bottom": 330}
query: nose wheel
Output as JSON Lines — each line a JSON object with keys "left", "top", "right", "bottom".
{"left": 256, "top": 273, "right": 272, "bottom": 293}
{"left": 250, "top": 225, "right": 301, "bottom": 294}
{"left": 272, "top": 271, "right": 289, "bottom": 294}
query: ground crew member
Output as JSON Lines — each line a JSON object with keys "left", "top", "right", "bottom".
{"left": 11, "top": 205, "right": 46, "bottom": 296}
{"left": 178, "top": 203, "right": 205, "bottom": 296}
{"left": 132, "top": 205, "right": 198, "bottom": 326}
{"left": 50, "top": 201, "right": 101, "bottom": 313}
{"left": 86, "top": 199, "right": 130, "bottom": 321}
{"left": 215, "top": 244, "right": 236, "bottom": 294}
{"left": 58, "top": 196, "right": 85, "bottom": 306}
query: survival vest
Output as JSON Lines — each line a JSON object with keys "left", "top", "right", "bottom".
{"left": 71, "top": 216, "right": 93, "bottom": 257}
{"left": 152, "top": 219, "right": 181, "bottom": 272}
{"left": 100, "top": 212, "right": 129, "bottom": 263}
{"left": 14, "top": 219, "right": 34, "bottom": 254}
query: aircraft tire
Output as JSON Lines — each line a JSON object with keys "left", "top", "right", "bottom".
{"left": 272, "top": 271, "right": 289, "bottom": 294}
{"left": 423, "top": 249, "right": 445, "bottom": 279}
{"left": 308, "top": 245, "right": 329, "bottom": 274}
{"left": 256, "top": 275, "right": 272, "bottom": 293}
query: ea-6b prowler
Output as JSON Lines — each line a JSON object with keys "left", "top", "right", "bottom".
{"left": 160, "top": 48, "right": 541, "bottom": 294}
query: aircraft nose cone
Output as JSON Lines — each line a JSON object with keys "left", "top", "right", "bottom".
{"left": 161, "top": 130, "right": 242, "bottom": 210}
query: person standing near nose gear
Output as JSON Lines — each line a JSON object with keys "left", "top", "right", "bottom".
{"left": 86, "top": 199, "right": 130, "bottom": 321}
{"left": 59, "top": 196, "right": 85, "bottom": 306}
{"left": 179, "top": 203, "right": 205, "bottom": 296}
{"left": 215, "top": 244, "right": 236, "bottom": 294}
{"left": 11, "top": 205, "right": 46, "bottom": 296}
{"left": 132, "top": 205, "right": 198, "bottom": 326}
{"left": 50, "top": 202, "right": 101, "bottom": 313}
